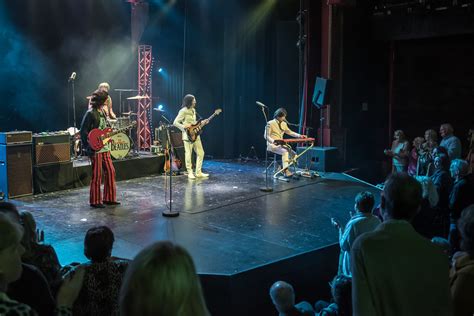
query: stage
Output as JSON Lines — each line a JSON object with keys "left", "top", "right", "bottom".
{"left": 14, "top": 159, "right": 381, "bottom": 314}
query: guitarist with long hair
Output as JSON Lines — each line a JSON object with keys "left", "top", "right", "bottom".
{"left": 173, "top": 94, "right": 209, "bottom": 180}
{"left": 80, "top": 90, "right": 120, "bottom": 208}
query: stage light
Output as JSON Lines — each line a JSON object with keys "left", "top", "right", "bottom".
{"left": 158, "top": 67, "right": 163, "bottom": 73}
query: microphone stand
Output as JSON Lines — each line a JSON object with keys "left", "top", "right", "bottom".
{"left": 70, "top": 77, "right": 77, "bottom": 129}
{"left": 259, "top": 105, "right": 273, "bottom": 192}
{"left": 162, "top": 123, "right": 179, "bottom": 217}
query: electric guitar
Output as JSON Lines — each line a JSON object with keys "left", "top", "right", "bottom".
{"left": 88, "top": 121, "right": 137, "bottom": 151}
{"left": 185, "top": 109, "right": 222, "bottom": 143}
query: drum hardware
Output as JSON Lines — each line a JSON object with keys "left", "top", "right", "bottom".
{"left": 126, "top": 95, "right": 149, "bottom": 100}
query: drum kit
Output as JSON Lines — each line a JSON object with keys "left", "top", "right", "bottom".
{"left": 71, "top": 94, "right": 151, "bottom": 160}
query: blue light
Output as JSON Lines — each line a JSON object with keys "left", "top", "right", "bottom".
{"left": 158, "top": 104, "right": 164, "bottom": 111}
{"left": 158, "top": 68, "right": 163, "bottom": 73}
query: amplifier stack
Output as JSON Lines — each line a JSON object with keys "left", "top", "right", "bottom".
{"left": 0, "top": 131, "right": 33, "bottom": 199}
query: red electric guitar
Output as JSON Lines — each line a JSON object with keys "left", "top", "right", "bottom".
{"left": 87, "top": 121, "right": 137, "bottom": 151}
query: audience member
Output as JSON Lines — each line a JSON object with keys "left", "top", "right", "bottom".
{"left": 430, "top": 154, "right": 453, "bottom": 209}
{"left": 412, "top": 176, "right": 440, "bottom": 238}
{"left": 269, "top": 281, "right": 314, "bottom": 316}
{"left": 384, "top": 130, "right": 410, "bottom": 173}
{"left": 450, "top": 205, "right": 474, "bottom": 316}
{"left": 119, "top": 241, "right": 210, "bottom": 316}
{"left": 431, "top": 237, "right": 452, "bottom": 258}
{"left": 332, "top": 192, "right": 380, "bottom": 276}
{"left": 440, "top": 123, "right": 462, "bottom": 160}
{"left": 0, "top": 212, "right": 85, "bottom": 316}
{"left": 408, "top": 137, "right": 425, "bottom": 176}
{"left": 0, "top": 213, "right": 35, "bottom": 315}
{"left": 423, "top": 129, "right": 438, "bottom": 152}
{"left": 72, "top": 226, "right": 129, "bottom": 316}
{"left": 0, "top": 202, "right": 55, "bottom": 316}
{"left": 466, "top": 128, "right": 474, "bottom": 173}
{"left": 351, "top": 173, "right": 452, "bottom": 316}
{"left": 315, "top": 275, "right": 352, "bottom": 316}
{"left": 448, "top": 159, "right": 474, "bottom": 251}
{"left": 20, "top": 211, "right": 62, "bottom": 291}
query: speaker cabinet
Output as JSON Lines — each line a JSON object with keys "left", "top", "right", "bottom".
{"left": 33, "top": 134, "right": 71, "bottom": 166}
{"left": 296, "top": 146, "right": 338, "bottom": 172}
{"left": 0, "top": 144, "right": 33, "bottom": 198}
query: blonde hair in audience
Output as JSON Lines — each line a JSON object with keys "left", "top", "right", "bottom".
{"left": 120, "top": 241, "right": 210, "bottom": 316}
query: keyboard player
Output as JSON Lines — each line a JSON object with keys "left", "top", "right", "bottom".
{"left": 264, "top": 108, "right": 307, "bottom": 177}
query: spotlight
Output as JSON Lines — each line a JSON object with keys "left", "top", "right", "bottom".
{"left": 158, "top": 68, "right": 163, "bottom": 73}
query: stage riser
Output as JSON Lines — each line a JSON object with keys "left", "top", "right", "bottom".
{"left": 33, "top": 156, "right": 165, "bottom": 194}
{"left": 200, "top": 244, "right": 339, "bottom": 316}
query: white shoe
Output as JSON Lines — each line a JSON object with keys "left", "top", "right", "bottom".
{"left": 188, "top": 173, "right": 196, "bottom": 179}
{"left": 196, "top": 172, "right": 209, "bottom": 178}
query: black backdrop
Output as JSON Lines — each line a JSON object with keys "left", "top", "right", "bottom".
{"left": 0, "top": 0, "right": 302, "bottom": 159}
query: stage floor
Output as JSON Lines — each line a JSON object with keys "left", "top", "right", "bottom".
{"left": 16, "top": 160, "right": 381, "bottom": 275}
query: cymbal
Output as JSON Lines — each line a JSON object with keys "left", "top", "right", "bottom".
{"left": 153, "top": 108, "right": 164, "bottom": 112}
{"left": 86, "top": 96, "right": 92, "bottom": 99}
{"left": 127, "top": 95, "right": 149, "bottom": 100}
{"left": 122, "top": 111, "right": 137, "bottom": 116}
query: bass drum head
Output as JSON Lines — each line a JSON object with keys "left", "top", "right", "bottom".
{"left": 110, "top": 132, "right": 131, "bottom": 159}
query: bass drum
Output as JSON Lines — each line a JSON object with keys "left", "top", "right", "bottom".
{"left": 110, "top": 132, "right": 131, "bottom": 160}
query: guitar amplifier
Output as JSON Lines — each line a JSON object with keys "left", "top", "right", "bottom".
{"left": 0, "top": 144, "right": 33, "bottom": 199}
{"left": 0, "top": 131, "right": 33, "bottom": 145}
{"left": 33, "top": 133, "right": 71, "bottom": 166}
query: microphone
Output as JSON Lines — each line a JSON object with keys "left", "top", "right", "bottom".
{"left": 68, "top": 72, "right": 76, "bottom": 82}
{"left": 256, "top": 101, "right": 268, "bottom": 108}
{"left": 284, "top": 119, "right": 300, "bottom": 127}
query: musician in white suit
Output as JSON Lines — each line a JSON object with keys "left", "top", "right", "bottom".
{"left": 173, "top": 94, "right": 209, "bottom": 180}
{"left": 264, "top": 108, "right": 306, "bottom": 177}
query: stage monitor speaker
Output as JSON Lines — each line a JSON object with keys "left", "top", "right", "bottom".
{"left": 296, "top": 146, "right": 338, "bottom": 172}
{"left": 33, "top": 134, "right": 71, "bottom": 166}
{"left": 312, "top": 77, "right": 332, "bottom": 108}
{"left": 0, "top": 144, "right": 33, "bottom": 199}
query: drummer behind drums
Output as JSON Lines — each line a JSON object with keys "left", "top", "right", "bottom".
{"left": 88, "top": 82, "right": 116, "bottom": 119}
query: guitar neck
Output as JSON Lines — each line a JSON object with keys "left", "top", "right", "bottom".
{"left": 106, "top": 125, "right": 133, "bottom": 138}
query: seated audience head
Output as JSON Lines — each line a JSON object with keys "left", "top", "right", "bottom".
{"left": 120, "top": 241, "right": 209, "bottom": 316}
{"left": 269, "top": 281, "right": 295, "bottom": 314}
{"left": 434, "top": 153, "right": 450, "bottom": 171}
{"left": 458, "top": 205, "right": 474, "bottom": 257}
{"left": 432, "top": 146, "right": 449, "bottom": 159}
{"left": 84, "top": 226, "right": 114, "bottom": 262}
{"left": 0, "top": 213, "right": 25, "bottom": 288}
{"left": 0, "top": 202, "right": 21, "bottom": 222}
{"left": 424, "top": 129, "right": 438, "bottom": 143}
{"left": 413, "top": 137, "right": 424, "bottom": 149}
{"left": 440, "top": 123, "right": 454, "bottom": 138}
{"left": 450, "top": 159, "right": 469, "bottom": 180}
{"left": 381, "top": 173, "right": 422, "bottom": 221}
{"left": 330, "top": 274, "right": 352, "bottom": 316}
{"left": 393, "top": 129, "right": 406, "bottom": 141}
{"left": 354, "top": 191, "right": 375, "bottom": 213}
{"left": 415, "top": 176, "right": 439, "bottom": 208}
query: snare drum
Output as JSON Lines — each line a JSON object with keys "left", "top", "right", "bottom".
{"left": 109, "top": 133, "right": 131, "bottom": 159}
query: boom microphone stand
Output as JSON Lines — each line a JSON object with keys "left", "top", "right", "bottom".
{"left": 258, "top": 101, "right": 273, "bottom": 192}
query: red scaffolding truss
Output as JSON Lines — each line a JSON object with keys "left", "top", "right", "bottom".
{"left": 137, "top": 45, "right": 153, "bottom": 150}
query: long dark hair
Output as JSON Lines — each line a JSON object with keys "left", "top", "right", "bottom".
{"left": 182, "top": 94, "right": 195, "bottom": 108}
{"left": 90, "top": 90, "right": 109, "bottom": 109}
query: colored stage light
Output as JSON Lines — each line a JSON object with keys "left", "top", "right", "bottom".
{"left": 158, "top": 67, "right": 163, "bottom": 73}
